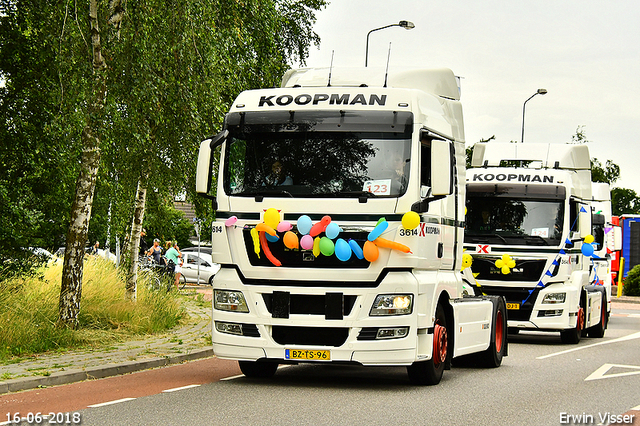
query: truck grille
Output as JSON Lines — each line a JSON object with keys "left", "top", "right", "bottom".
{"left": 472, "top": 257, "right": 548, "bottom": 282}
{"left": 478, "top": 285, "right": 541, "bottom": 322}
{"left": 263, "top": 292, "right": 357, "bottom": 319}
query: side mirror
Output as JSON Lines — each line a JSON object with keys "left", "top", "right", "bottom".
{"left": 431, "top": 139, "right": 452, "bottom": 196}
{"left": 579, "top": 206, "right": 591, "bottom": 238}
{"left": 195, "top": 130, "right": 228, "bottom": 199}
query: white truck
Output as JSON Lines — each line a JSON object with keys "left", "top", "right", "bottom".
{"left": 464, "top": 143, "right": 608, "bottom": 343}
{"left": 590, "top": 182, "right": 614, "bottom": 327}
{"left": 196, "top": 67, "right": 507, "bottom": 385}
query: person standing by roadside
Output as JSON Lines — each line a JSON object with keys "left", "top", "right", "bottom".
{"left": 165, "top": 242, "right": 183, "bottom": 290}
{"left": 139, "top": 229, "right": 148, "bottom": 256}
{"left": 147, "top": 238, "right": 163, "bottom": 265}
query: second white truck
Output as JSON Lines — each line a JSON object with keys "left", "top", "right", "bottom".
{"left": 464, "top": 143, "right": 608, "bottom": 343}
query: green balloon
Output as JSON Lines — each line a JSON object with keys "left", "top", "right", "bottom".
{"left": 319, "top": 237, "right": 335, "bottom": 256}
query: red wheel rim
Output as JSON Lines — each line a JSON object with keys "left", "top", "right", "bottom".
{"left": 433, "top": 321, "right": 447, "bottom": 366}
{"left": 577, "top": 307, "right": 584, "bottom": 332}
{"left": 495, "top": 309, "right": 504, "bottom": 353}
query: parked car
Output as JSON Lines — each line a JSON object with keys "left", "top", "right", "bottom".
{"left": 180, "top": 252, "right": 220, "bottom": 285}
{"left": 181, "top": 246, "right": 212, "bottom": 255}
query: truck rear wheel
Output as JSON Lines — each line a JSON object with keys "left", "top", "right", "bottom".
{"left": 560, "top": 307, "right": 584, "bottom": 344}
{"left": 479, "top": 296, "right": 508, "bottom": 368}
{"left": 238, "top": 360, "right": 279, "bottom": 378}
{"left": 407, "top": 303, "right": 447, "bottom": 385}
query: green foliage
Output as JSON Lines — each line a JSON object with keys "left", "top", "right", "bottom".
{"left": 611, "top": 187, "right": 640, "bottom": 215}
{"left": 0, "top": 0, "right": 327, "bottom": 273}
{"left": 0, "top": 257, "right": 185, "bottom": 361}
{"left": 143, "top": 194, "right": 194, "bottom": 249}
{"left": 591, "top": 158, "right": 620, "bottom": 185}
{"left": 623, "top": 264, "right": 640, "bottom": 297}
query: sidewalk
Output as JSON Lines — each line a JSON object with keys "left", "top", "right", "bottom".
{"left": 0, "top": 287, "right": 214, "bottom": 395}
{"left": 1, "top": 288, "right": 639, "bottom": 395}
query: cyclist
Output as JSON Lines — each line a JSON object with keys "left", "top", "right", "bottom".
{"left": 147, "top": 238, "right": 164, "bottom": 265}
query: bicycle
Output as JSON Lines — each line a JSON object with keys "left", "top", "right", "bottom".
{"left": 139, "top": 256, "right": 182, "bottom": 292}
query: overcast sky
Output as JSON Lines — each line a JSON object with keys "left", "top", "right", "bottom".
{"left": 305, "top": 0, "right": 640, "bottom": 193}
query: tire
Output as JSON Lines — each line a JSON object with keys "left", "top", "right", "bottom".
{"left": 407, "top": 302, "right": 447, "bottom": 385}
{"left": 208, "top": 275, "right": 215, "bottom": 286}
{"left": 179, "top": 274, "right": 188, "bottom": 290}
{"left": 560, "top": 306, "right": 584, "bottom": 344}
{"left": 479, "top": 297, "right": 508, "bottom": 368}
{"left": 239, "top": 360, "right": 279, "bottom": 378}
{"left": 587, "top": 293, "right": 607, "bottom": 338}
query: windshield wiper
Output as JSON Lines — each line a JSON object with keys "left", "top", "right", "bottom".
{"left": 522, "top": 235, "right": 549, "bottom": 246}
{"left": 236, "top": 189, "right": 293, "bottom": 198}
{"left": 334, "top": 191, "right": 378, "bottom": 198}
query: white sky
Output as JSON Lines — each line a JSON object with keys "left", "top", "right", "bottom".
{"left": 305, "top": 0, "right": 640, "bottom": 193}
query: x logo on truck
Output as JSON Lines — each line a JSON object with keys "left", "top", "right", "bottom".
{"left": 476, "top": 244, "right": 491, "bottom": 254}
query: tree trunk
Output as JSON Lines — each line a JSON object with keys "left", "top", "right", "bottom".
{"left": 58, "top": 0, "right": 107, "bottom": 328}
{"left": 125, "top": 177, "right": 148, "bottom": 301}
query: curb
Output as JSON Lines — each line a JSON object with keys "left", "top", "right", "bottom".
{"left": 0, "top": 348, "right": 214, "bottom": 395}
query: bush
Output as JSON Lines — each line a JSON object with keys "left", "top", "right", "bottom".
{"left": 623, "top": 264, "right": 640, "bottom": 296}
{"left": 0, "top": 256, "right": 185, "bottom": 362}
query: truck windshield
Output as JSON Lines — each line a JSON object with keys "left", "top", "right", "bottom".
{"left": 223, "top": 110, "right": 412, "bottom": 198}
{"left": 465, "top": 184, "right": 566, "bottom": 246}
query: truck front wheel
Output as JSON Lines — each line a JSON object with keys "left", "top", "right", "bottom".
{"left": 407, "top": 303, "right": 447, "bottom": 385}
{"left": 560, "top": 307, "right": 584, "bottom": 344}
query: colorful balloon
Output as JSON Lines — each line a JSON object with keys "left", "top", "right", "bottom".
{"left": 225, "top": 216, "right": 237, "bottom": 227}
{"left": 312, "top": 237, "right": 321, "bottom": 257}
{"left": 373, "top": 237, "right": 411, "bottom": 253}
{"left": 263, "top": 208, "right": 280, "bottom": 229}
{"left": 349, "top": 239, "right": 364, "bottom": 260}
{"left": 255, "top": 222, "right": 277, "bottom": 236}
{"left": 277, "top": 221, "right": 293, "bottom": 233}
{"left": 584, "top": 234, "right": 595, "bottom": 244}
{"left": 461, "top": 253, "right": 473, "bottom": 270}
{"left": 335, "top": 239, "right": 351, "bottom": 261}
{"left": 266, "top": 233, "right": 279, "bottom": 243}
{"left": 401, "top": 211, "right": 420, "bottom": 230}
{"left": 259, "top": 231, "right": 281, "bottom": 267}
{"left": 581, "top": 243, "right": 594, "bottom": 257}
{"left": 319, "top": 237, "right": 335, "bottom": 256}
{"left": 250, "top": 228, "right": 260, "bottom": 258}
{"left": 283, "top": 231, "right": 299, "bottom": 249}
{"left": 363, "top": 240, "right": 379, "bottom": 262}
{"left": 310, "top": 215, "right": 332, "bottom": 237}
{"left": 368, "top": 220, "right": 388, "bottom": 241}
{"left": 297, "top": 215, "right": 313, "bottom": 235}
{"left": 300, "top": 234, "right": 314, "bottom": 250}
{"left": 325, "top": 222, "right": 341, "bottom": 239}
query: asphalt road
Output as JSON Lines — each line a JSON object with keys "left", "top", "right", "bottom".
{"left": 3, "top": 304, "right": 639, "bottom": 426}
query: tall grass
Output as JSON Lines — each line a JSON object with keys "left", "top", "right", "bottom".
{"left": 0, "top": 256, "right": 185, "bottom": 362}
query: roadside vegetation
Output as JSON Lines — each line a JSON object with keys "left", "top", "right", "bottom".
{"left": 0, "top": 256, "right": 185, "bottom": 363}
{"left": 623, "top": 265, "right": 640, "bottom": 296}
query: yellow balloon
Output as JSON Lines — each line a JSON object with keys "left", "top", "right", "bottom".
{"left": 401, "top": 211, "right": 420, "bottom": 230}
{"left": 461, "top": 253, "right": 473, "bottom": 270}
{"left": 584, "top": 234, "right": 595, "bottom": 244}
{"left": 250, "top": 228, "right": 260, "bottom": 258}
{"left": 264, "top": 208, "right": 280, "bottom": 229}
{"left": 501, "top": 266, "right": 511, "bottom": 275}
{"left": 312, "top": 237, "right": 321, "bottom": 257}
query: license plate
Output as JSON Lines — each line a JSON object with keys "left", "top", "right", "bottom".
{"left": 506, "top": 303, "right": 520, "bottom": 310}
{"left": 285, "top": 349, "right": 331, "bottom": 361}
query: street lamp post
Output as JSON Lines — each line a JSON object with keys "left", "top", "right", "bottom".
{"left": 521, "top": 88, "right": 547, "bottom": 143}
{"left": 365, "top": 20, "right": 415, "bottom": 67}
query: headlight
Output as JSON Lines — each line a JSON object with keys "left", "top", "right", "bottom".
{"left": 370, "top": 294, "right": 413, "bottom": 316}
{"left": 214, "top": 290, "right": 249, "bottom": 312}
{"left": 542, "top": 292, "right": 566, "bottom": 304}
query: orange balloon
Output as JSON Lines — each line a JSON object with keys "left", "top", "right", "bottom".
{"left": 283, "top": 231, "right": 299, "bottom": 249}
{"left": 363, "top": 240, "right": 379, "bottom": 262}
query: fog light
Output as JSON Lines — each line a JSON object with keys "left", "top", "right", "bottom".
{"left": 376, "top": 327, "right": 409, "bottom": 339}
{"left": 215, "top": 321, "right": 243, "bottom": 335}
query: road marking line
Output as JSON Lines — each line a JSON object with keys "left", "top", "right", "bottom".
{"left": 220, "top": 374, "right": 244, "bottom": 381}
{"left": 163, "top": 384, "right": 201, "bottom": 392}
{"left": 88, "top": 397, "right": 136, "bottom": 408}
{"left": 537, "top": 331, "right": 640, "bottom": 360}
{"left": 632, "top": 405, "right": 640, "bottom": 411}
{"left": 585, "top": 363, "right": 640, "bottom": 381}
{"left": 630, "top": 314, "right": 640, "bottom": 318}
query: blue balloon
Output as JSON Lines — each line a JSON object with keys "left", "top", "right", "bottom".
{"left": 335, "top": 239, "right": 352, "bottom": 261}
{"left": 349, "top": 239, "right": 364, "bottom": 260}
{"left": 297, "top": 215, "right": 312, "bottom": 235}
{"left": 326, "top": 222, "right": 341, "bottom": 239}
{"left": 266, "top": 233, "right": 279, "bottom": 243}
{"left": 367, "top": 220, "right": 388, "bottom": 241}
{"left": 581, "top": 243, "right": 594, "bottom": 257}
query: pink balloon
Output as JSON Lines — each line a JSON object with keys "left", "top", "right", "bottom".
{"left": 300, "top": 234, "right": 314, "bottom": 250}
{"left": 277, "top": 221, "right": 293, "bottom": 233}
{"left": 225, "top": 216, "right": 237, "bottom": 227}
